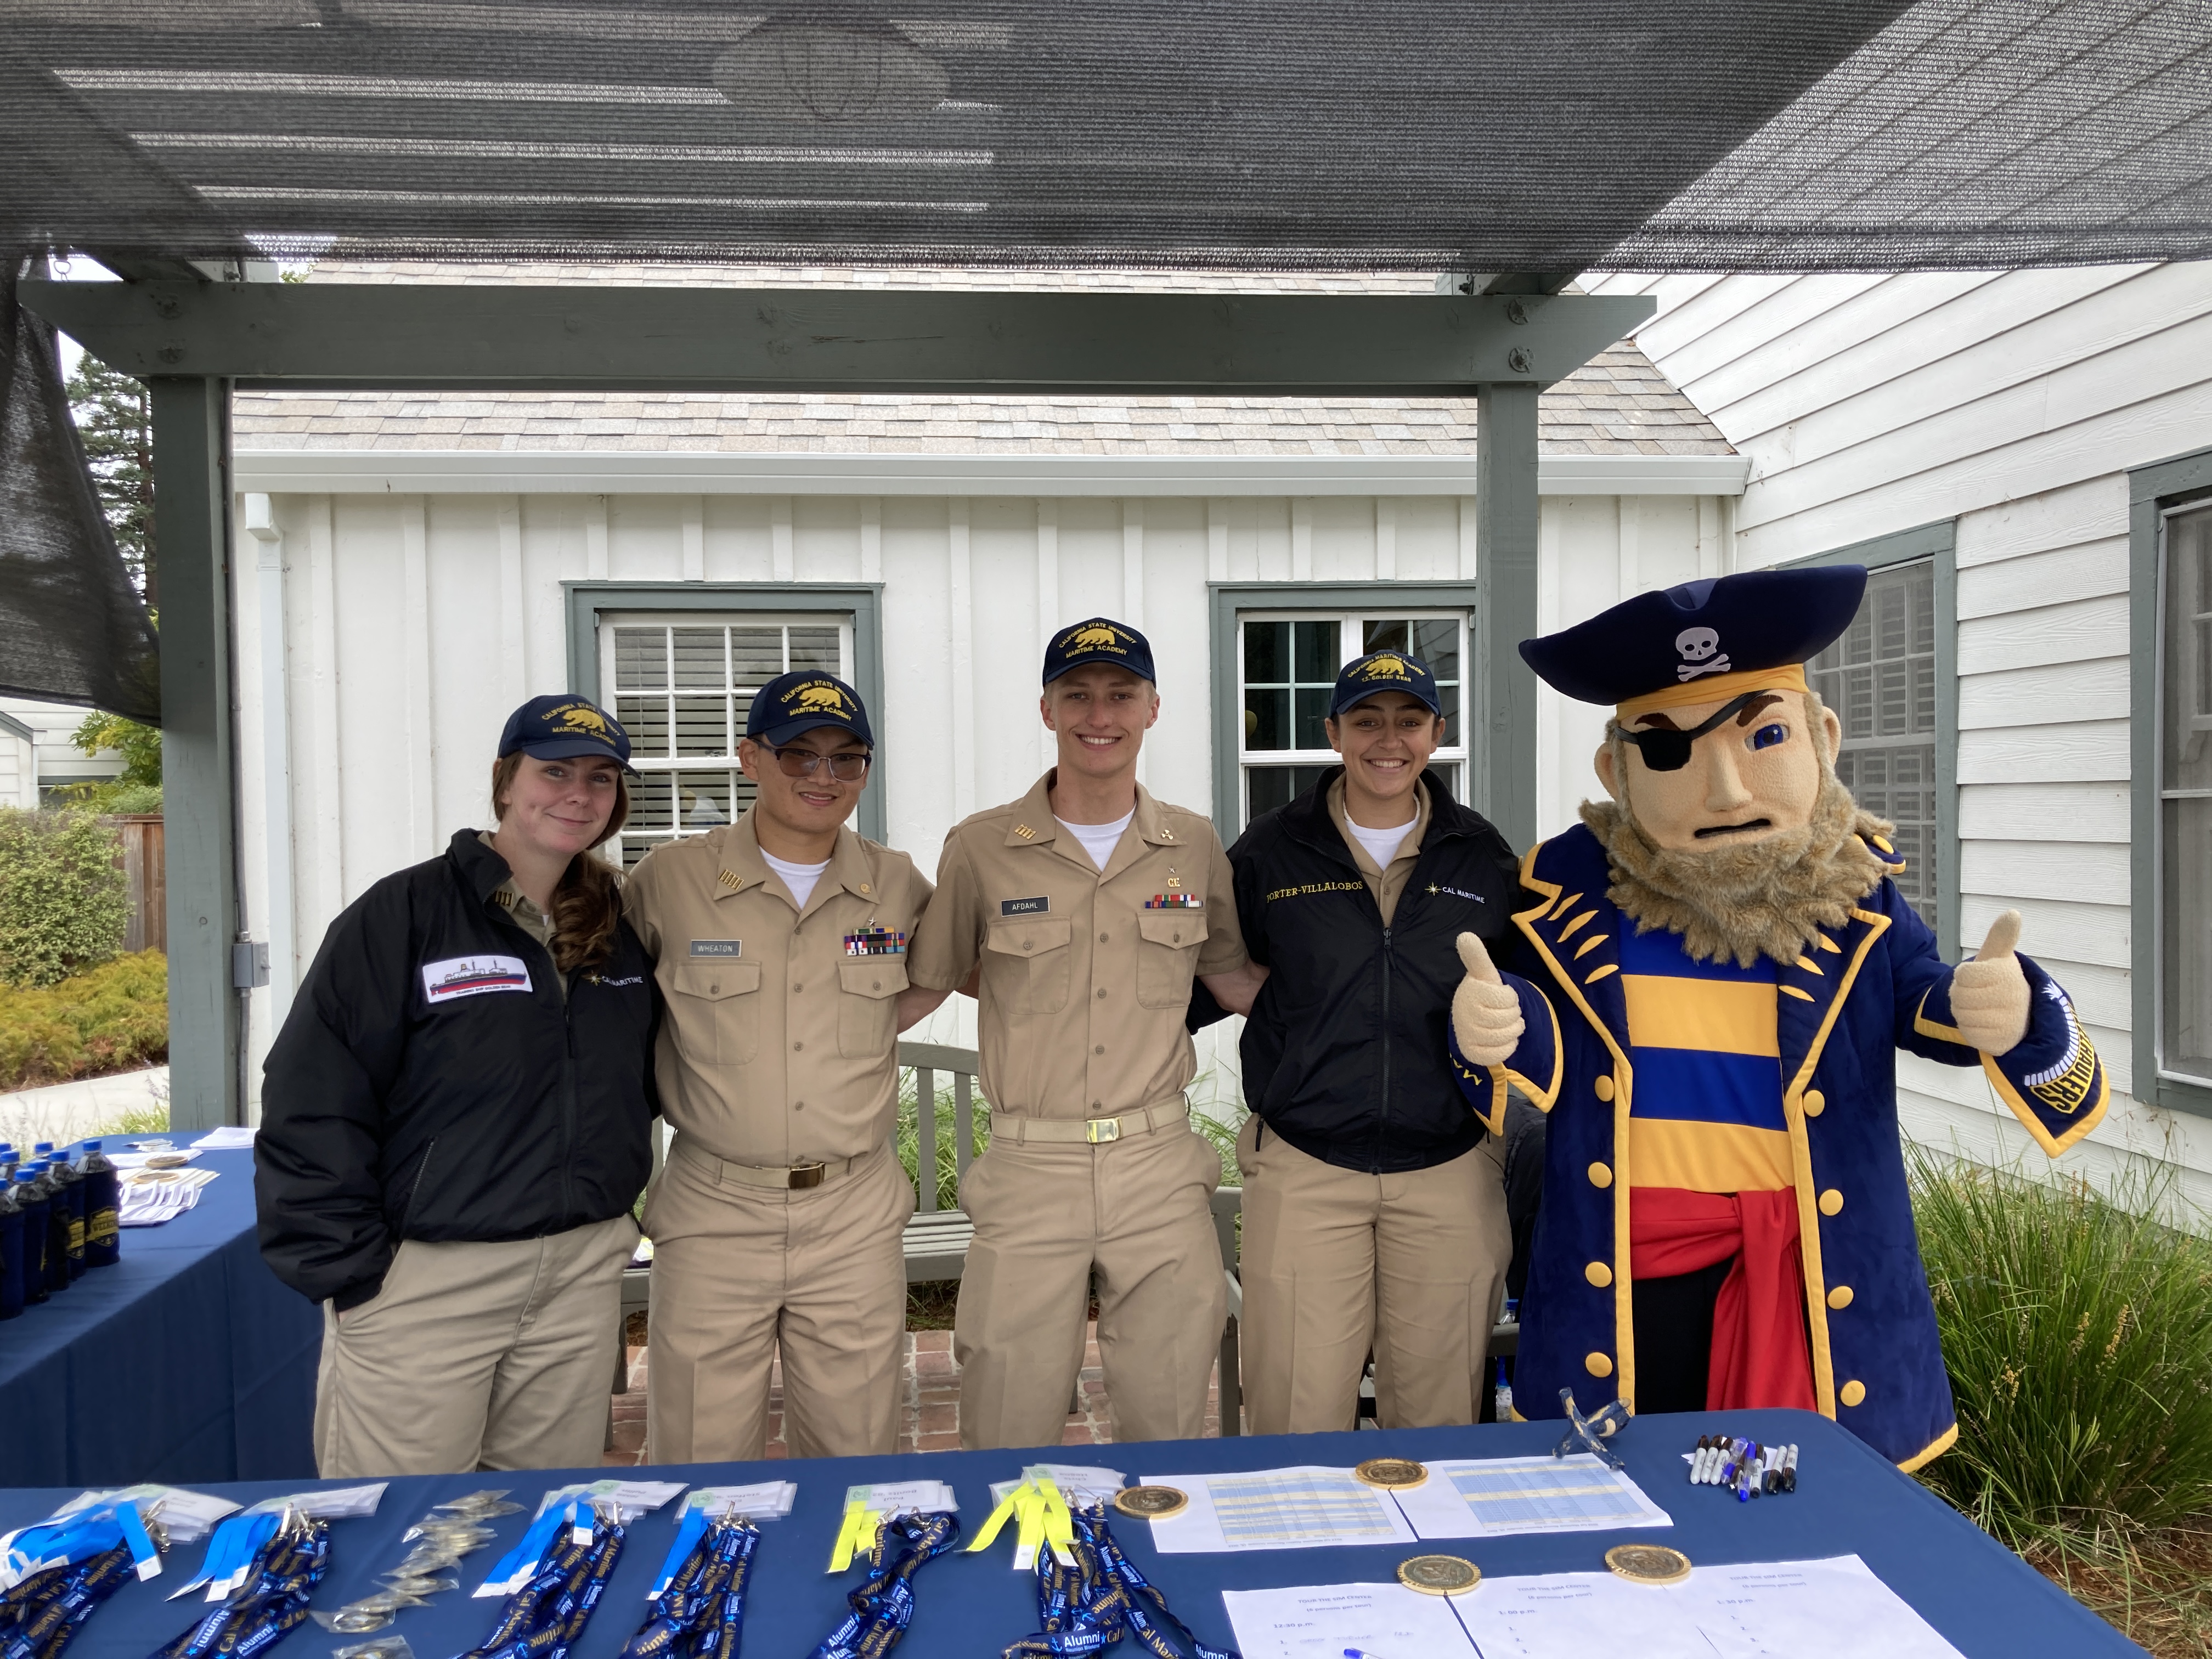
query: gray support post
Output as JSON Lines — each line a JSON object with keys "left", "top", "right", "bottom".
{"left": 1475, "top": 382, "right": 1542, "bottom": 851}
{"left": 150, "top": 377, "right": 240, "bottom": 1131}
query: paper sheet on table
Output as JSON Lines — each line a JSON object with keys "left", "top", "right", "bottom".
{"left": 190, "top": 1127, "right": 258, "bottom": 1150}
{"left": 104, "top": 1149, "right": 202, "bottom": 1171}
{"left": 1390, "top": 1454, "right": 1672, "bottom": 1538}
{"left": 1454, "top": 1554, "right": 1967, "bottom": 1659}
{"left": 1137, "top": 1468, "right": 1418, "bottom": 1554}
{"left": 1222, "top": 1580, "right": 1477, "bottom": 1659}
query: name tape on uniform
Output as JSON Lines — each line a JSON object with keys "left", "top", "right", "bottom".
{"left": 1000, "top": 897, "right": 1050, "bottom": 916}
{"left": 690, "top": 940, "right": 743, "bottom": 957}
{"left": 422, "top": 955, "right": 532, "bottom": 1003}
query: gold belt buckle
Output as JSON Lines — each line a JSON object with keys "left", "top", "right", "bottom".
{"left": 788, "top": 1161, "right": 827, "bottom": 1189}
{"left": 1086, "top": 1117, "right": 1122, "bottom": 1144}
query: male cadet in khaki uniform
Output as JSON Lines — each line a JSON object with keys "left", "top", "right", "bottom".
{"left": 624, "top": 669, "right": 938, "bottom": 1463}
{"left": 904, "top": 618, "right": 1267, "bottom": 1449}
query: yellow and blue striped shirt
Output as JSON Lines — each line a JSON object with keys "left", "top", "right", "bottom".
{"left": 1621, "top": 927, "right": 1793, "bottom": 1193}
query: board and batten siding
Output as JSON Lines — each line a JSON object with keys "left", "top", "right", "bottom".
{"left": 225, "top": 484, "right": 1729, "bottom": 1114}
{"left": 1587, "top": 262, "right": 2212, "bottom": 1204}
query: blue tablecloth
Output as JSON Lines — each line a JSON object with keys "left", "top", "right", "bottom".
{"left": 0, "top": 1409, "right": 2135, "bottom": 1657}
{"left": 0, "top": 1147, "right": 319, "bottom": 1488}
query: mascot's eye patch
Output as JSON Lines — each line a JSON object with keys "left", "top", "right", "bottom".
{"left": 1623, "top": 691, "right": 1765, "bottom": 772}
{"left": 1748, "top": 723, "right": 1790, "bottom": 752}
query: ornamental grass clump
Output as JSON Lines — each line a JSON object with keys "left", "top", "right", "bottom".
{"left": 1910, "top": 1144, "right": 2212, "bottom": 1538}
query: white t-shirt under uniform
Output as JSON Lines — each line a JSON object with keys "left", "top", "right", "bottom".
{"left": 1343, "top": 815, "right": 1415, "bottom": 872}
{"left": 1056, "top": 809, "right": 1136, "bottom": 872}
{"left": 761, "top": 850, "right": 832, "bottom": 909}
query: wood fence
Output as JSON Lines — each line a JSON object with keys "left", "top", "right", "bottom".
{"left": 107, "top": 814, "right": 165, "bottom": 954}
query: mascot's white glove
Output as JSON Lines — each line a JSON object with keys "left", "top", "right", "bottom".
{"left": 1949, "top": 909, "right": 2032, "bottom": 1057}
{"left": 1453, "top": 932, "right": 1526, "bottom": 1069}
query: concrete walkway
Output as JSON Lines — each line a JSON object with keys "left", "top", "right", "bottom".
{"left": 0, "top": 1064, "right": 168, "bottom": 1149}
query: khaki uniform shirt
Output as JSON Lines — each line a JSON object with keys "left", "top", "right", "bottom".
{"left": 623, "top": 811, "right": 933, "bottom": 1167}
{"left": 906, "top": 772, "right": 1248, "bottom": 1120}
{"left": 480, "top": 831, "right": 563, "bottom": 998}
{"left": 1326, "top": 777, "right": 1432, "bottom": 927}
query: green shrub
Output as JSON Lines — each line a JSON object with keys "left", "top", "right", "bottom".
{"left": 895, "top": 1068, "right": 991, "bottom": 1212}
{"left": 1911, "top": 1145, "right": 2212, "bottom": 1536}
{"left": 0, "top": 950, "right": 168, "bottom": 1090}
{"left": 0, "top": 809, "right": 130, "bottom": 988}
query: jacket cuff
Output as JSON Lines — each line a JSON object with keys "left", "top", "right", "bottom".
{"left": 1979, "top": 954, "right": 2111, "bottom": 1157}
{"left": 1448, "top": 973, "right": 1561, "bottom": 1135}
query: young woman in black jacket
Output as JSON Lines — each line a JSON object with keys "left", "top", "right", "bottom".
{"left": 256, "top": 696, "right": 657, "bottom": 1477}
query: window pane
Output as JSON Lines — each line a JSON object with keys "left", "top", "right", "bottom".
{"left": 1411, "top": 618, "right": 1460, "bottom": 682}
{"left": 1424, "top": 762, "right": 1460, "bottom": 802}
{"left": 1362, "top": 618, "right": 1409, "bottom": 656}
{"left": 1244, "top": 619, "right": 1288, "bottom": 685}
{"left": 626, "top": 772, "right": 673, "bottom": 834}
{"left": 613, "top": 627, "right": 667, "bottom": 692}
{"left": 2162, "top": 505, "right": 2212, "bottom": 1082}
{"left": 1245, "top": 764, "right": 1333, "bottom": 820}
{"left": 674, "top": 695, "right": 729, "bottom": 757}
{"left": 615, "top": 695, "right": 669, "bottom": 759}
{"left": 678, "top": 770, "right": 748, "bottom": 828}
{"left": 1293, "top": 620, "right": 1340, "bottom": 681}
{"left": 1245, "top": 687, "right": 1289, "bottom": 752}
{"left": 789, "top": 626, "right": 840, "bottom": 672}
{"left": 672, "top": 627, "right": 725, "bottom": 690}
{"left": 1294, "top": 687, "right": 1333, "bottom": 751}
{"left": 730, "top": 628, "right": 783, "bottom": 684}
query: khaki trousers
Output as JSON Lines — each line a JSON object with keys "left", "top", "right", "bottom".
{"left": 644, "top": 1135, "right": 914, "bottom": 1463}
{"left": 314, "top": 1214, "right": 637, "bottom": 1479}
{"left": 1237, "top": 1115, "right": 1510, "bottom": 1435}
{"left": 955, "top": 1121, "right": 1226, "bottom": 1451}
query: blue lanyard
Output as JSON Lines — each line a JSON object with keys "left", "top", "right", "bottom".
{"left": 456, "top": 1514, "right": 625, "bottom": 1659}
{"left": 1001, "top": 1508, "right": 1238, "bottom": 1659}
{"left": 1, "top": 1542, "right": 133, "bottom": 1659}
{"left": 806, "top": 1511, "right": 961, "bottom": 1659}
{"left": 620, "top": 1515, "right": 758, "bottom": 1659}
{"left": 152, "top": 1516, "right": 330, "bottom": 1659}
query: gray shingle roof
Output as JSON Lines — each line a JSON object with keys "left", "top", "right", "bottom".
{"left": 230, "top": 262, "right": 1731, "bottom": 459}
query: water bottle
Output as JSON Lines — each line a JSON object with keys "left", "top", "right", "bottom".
{"left": 0, "top": 1142, "right": 16, "bottom": 1178}
{"left": 1493, "top": 1356, "right": 1514, "bottom": 1422}
{"left": 17, "top": 1165, "right": 50, "bottom": 1305}
{"left": 32, "top": 1160, "right": 70, "bottom": 1297}
{"left": 53, "top": 1147, "right": 87, "bottom": 1280}
{"left": 77, "top": 1141, "right": 120, "bottom": 1269}
{"left": 0, "top": 1174, "right": 24, "bottom": 1320}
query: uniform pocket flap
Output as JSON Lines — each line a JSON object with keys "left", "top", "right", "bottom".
{"left": 985, "top": 916, "right": 1074, "bottom": 957}
{"left": 1137, "top": 910, "right": 1209, "bottom": 949}
{"left": 672, "top": 961, "right": 761, "bottom": 1000}
{"left": 838, "top": 960, "right": 910, "bottom": 999}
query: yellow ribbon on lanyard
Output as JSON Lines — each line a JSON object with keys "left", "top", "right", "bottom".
{"left": 966, "top": 1474, "right": 1077, "bottom": 1570}
{"left": 827, "top": 1501, "right": 883, "bottom": 1574}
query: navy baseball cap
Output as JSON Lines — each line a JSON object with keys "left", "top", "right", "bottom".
{"left": 1330, "top": 650, "right": 1443, "bottom": 718}
{"left": 747, "top": 670, "right": 875, "bottom": 748}
{"left": 498, "top": 695, "right": 633, "bottom": 770}
{"left": 1519, "top": 565, "right": 1866, "bottom": 712}
{"left": 1042, "top": 617, "right": 1156, "bottom": 686}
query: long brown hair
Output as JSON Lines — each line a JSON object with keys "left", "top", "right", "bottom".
{"left": 488, "top": 753, "right": 631, "bottom": 974}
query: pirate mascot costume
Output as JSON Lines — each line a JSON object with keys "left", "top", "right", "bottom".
{"left": 1451, "top": 566, "right": 2107, "bottom": 1469}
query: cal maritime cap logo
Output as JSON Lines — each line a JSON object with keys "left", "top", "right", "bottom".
{"left": 782, "top": 678, "right": 855, "bottom": 721}
{"left": 1359, "top": 653, "right": 1412, "bottom": 681}
{"left": 1059, "top": 621, "right": 1134, "bottom": 654}
{"left": 545, "top": 701, "right": 615, "bottom": 738}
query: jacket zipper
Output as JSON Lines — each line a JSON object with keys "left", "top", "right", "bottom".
{"left": 559, "top": 967, "right": 578, "bottom": 1222}
{"left": 399, "top": 1138, "right": 437, "bottom": 1233}
{"left": 1378, "top": 923, "right": 1393, "bottom": 1173}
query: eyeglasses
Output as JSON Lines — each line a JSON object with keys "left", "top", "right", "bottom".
{"left": 759, "top": 741, "right": 872, "bottom": 782}
{"left": 1618, "top": 691, "right": 1763, "bottom": 773}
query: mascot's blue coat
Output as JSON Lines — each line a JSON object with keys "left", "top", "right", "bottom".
{"left": 1453, "top": 823, "right": 2108, "bottom": 1470}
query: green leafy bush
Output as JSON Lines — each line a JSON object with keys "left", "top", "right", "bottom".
{"left": 1912, "top": 1146, "right": 2212, "bottom": 1536}
{"left": 0, "top": 809, "right": 130, "bottom": 988}
{"left": 895, "top": 1068, "right": 991, "bottom": 1213}
{"left": 0, "top": 950, "right": 168, "bottom": 1090}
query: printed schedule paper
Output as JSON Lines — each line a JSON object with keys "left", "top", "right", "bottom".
{"left": 1137, "top": 1468, "right": 1418, "bottom": 1554}
{"left": 1390, "top": 1454, "right": 1672, "bottom": 1538}
{"left": 1224, "top": 1556, "right": 1968, "bottom": 1659}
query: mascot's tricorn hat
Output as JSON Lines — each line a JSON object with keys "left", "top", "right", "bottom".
{"left": 1520, "top": 565, "right": 1867, "bottom": 720}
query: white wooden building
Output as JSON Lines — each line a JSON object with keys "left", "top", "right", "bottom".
{"left": 1585, "top": 260, "right": 2212, "bottom": 1207}
{"left": 223, "top": 264, "right": 1746, "bottom": 1113}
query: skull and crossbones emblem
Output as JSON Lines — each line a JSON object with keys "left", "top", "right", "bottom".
{"left": 1674, "top": 626, "right": 1732, "bottom": 681}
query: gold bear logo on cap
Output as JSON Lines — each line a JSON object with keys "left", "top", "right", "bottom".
{"left": 548, "top": 702, "right": 614, "bottom": 737}
{"left": 786, "top": 681, "right": 852, "bottom": 716}
{"left": 1361, "top": 653, "right": 1412, "bottom": 681}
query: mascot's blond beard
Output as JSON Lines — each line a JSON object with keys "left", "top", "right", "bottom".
{"left": 1581, "top": 692, "right": 1895, "bottom": 969}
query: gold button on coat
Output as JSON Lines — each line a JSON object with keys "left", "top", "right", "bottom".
{"left": 1585, "top": 1261, "right": 1612, "bottom": 1288}
{"left": 1818, "top": 1188, "right": 1844, "bottom": 1216}
{"left": 1802, "top": 1090, "right": 1825, "bottom": 1117}
{"left": 1588, "top": 1161, "right": 1613, "bottom": 1189}
{"left": 1827, "top": 1285, "right": 1853, "bottom": 1309}
{"left": 1594, "top": 1076, "right": 1615, "bottom": 1102}
{"left": 1838, "top": 1379, "right": 1866, "bottom": 1407}
{"left": 1585, "top": 1352, "right": 1613, "bottom": 1378}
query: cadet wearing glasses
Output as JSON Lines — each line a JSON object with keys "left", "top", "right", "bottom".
{"left": 622, "top": 671, "right": 939, "bottom": 1463}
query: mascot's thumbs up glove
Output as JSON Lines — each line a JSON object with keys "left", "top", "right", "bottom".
{"left": 1452, "top": 932, "right": 1526, "bottom": 1069}
{"left": 1947, "top": 909, "right": 2032, "bottom": 1056}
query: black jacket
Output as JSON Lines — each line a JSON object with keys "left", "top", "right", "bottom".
{"left": 1197, "top": 770, "right": 1523, "bottom": 1173}
{"left": 256, "top": 830, "right": 658, "bottom": 1310}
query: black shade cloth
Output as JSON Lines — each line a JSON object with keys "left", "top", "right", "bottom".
{"left": 1, "top": 0, "right": 2207, "bottom": 275}
{"left": 0, "top": 270, "right": 160, "bottom": 723}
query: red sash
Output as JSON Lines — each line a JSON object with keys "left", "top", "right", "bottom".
{"left": 1628, "top": 1187, "right": 1816, "bottom": 1412}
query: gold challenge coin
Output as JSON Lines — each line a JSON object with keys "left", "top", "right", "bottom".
{"left": 1605, "top": 1544, "right": 1692, "bottom": 1585}
{"left": 1114, "top": 1485, "right": 1189, "bottom": 1520}
{"left": 1396, "top": 1555, "right": 1481, "bottom": 1596}
{"left": 1354, "top": 1457, "right": 1429, "bottom": 1490}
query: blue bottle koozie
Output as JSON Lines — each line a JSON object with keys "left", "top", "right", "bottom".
{"left": 0, "top": 1173, "right": 25, "bottom": 1319}
{"left": 77, "top": 1141, "right": 120, "bottom": 1269}
{"left": 53, "top": 1147, "right": 87, "bottom": 1280}
{"left": 18, "top": 1165, "right": 50, "bottom": 1305}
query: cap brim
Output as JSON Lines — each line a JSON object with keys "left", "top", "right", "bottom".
{"left": 1330, "top": 689, "right": 1442, "bottom": 717}
{"left": 751, "top": 715, "right": 874, "bottom": 749}
{"left": 514, "top": 738, "right": 637, "bottom": 774}
{"left": 1043, "top": 656, "right": 1157, "bottom": 686}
